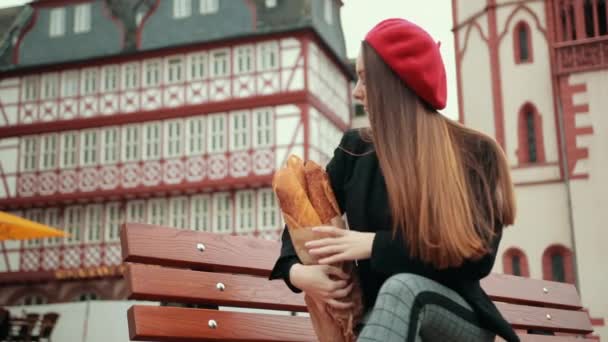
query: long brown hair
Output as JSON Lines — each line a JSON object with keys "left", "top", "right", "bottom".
{"left": 360, "top": 42, "right": 516, "bottom": 269}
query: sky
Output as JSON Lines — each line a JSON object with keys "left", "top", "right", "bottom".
{"left": 0, "top": 0, "right": 458, "bottom": 119}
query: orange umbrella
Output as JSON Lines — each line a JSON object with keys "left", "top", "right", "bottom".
{"left": 0, "top": 211, "right": 67, "bottom": 241}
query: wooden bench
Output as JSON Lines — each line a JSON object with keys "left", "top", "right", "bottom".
{"left": 120, "top": 223, "right": 595, "bottom": 341}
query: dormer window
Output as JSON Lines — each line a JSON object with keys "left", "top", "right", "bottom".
{"left": 265, "top": 0, "right": 277, "bottom": 8}
{"left": 74, "top": 4, "right": 91, "bottom": 33}
{"left": 324, "top": 0, "right": 333, "bottom": 25}
{"left": 173, "top": 0, "right": 192, "bottom": 19}
{"left": 200, "top": 0, "right": 219, "bottom": 15}
{"left": 49, "top": 8, "right": 65, "bottom": 37}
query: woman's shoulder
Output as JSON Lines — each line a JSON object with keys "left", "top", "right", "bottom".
{"left": 339, "top": 128, "right": 374, "bottom": 156}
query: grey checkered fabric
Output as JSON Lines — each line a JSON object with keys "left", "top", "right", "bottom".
{"left": 357, "top": 274, "right": 495, "bottom": 342}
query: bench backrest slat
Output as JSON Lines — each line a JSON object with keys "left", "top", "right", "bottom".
{"left": 495, "top": 302, "right": 592, "bottom": 334}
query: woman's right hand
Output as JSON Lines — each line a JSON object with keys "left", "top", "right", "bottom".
{"left": 289, "top": 263, "right": 354, "bottom": 309}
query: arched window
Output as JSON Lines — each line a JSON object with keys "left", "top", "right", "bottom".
{"left": 542, "top": 244, "right": 575, "bottom": 284}
{"left": 77, "top": 292, "right": 99, "bottom": 302}
{"left": 502, "top": 247, "right": 530, "bottom": 277}
{"left": 514, "top": 21, "right": 533, "bottom": 64}
{"left": 517, "top": 103, "right": 545, "bottom": 164}
{"left": 21, "top": 294, "right": 48, "bottom": 306}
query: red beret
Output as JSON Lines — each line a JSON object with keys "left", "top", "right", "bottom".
{"left": 365, "top": 18, "right": 447, "bottom": 110}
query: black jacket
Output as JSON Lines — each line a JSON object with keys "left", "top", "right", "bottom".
{"left": 269, "top": 129, "right": 519, "bottom": 342}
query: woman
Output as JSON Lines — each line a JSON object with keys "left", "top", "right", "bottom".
{"left": 269, "top": 18, "right": 518, "bottom": 342}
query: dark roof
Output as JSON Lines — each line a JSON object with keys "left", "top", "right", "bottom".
{"left": 0, "top": 5, "right": 24, "bottom": 39}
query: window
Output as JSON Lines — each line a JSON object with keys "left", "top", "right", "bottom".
{"left": 235, "top": 191, "right": 254, "bottom": 234}
{"left": 144, "top": 60, "right": 161, "bottom": 87}
{"left": 122, "top": 125, "right": 140, "bottom": 162}
{"left": 551, "top": 253, "right": 565, "bottom": 282}
{"left": 23, "top": 77, "right": 38, "bottom": 101}
{"left": 514, "top": 21, "right": 533, "bottom": 64}
{"left": 82, "top": 68, "right": 98, "bottom": 95}
{"left": 208, "top": 114, "right": 226, "bottom": 153}
{"left": 234, "top": 46, "right": 254, "bottom": 74}
{"left": 258, "top": 42, "right": 278, "bottom": 71}
{"left": 81, "top": 130, "right": 98, "bottom": 166}
{"left": 101, "top": 127, "right": 119, "bottom": 164}
{"left": 74, "top": 4, "right": 91, "bottom": 33}
{"left": 189, "top": 53, "right": 207, "bottom": 80}
{"left": 166, "top": 57, "right": 184, "bottom": 84}
{"left": 517, "top": 103, "right": 544, "bottom": 164}
{"left": 190, "top": 195, "right": 210, "bottom": 231}
{"left": 526, "top": 110, "right": 537, "bottom": 162}
{"left": 258, "top": 189, "right": 278, "bottom": 232}
{"left": 169, "top": 197, "right": 188, "bottom": 229}
{"left": 24, "top": 209, "right": 44, "bottom": 247}
{"left": 230, "top": 110, "right": 250, "bottom": 151}
{"left": 324, "top": 0, "right": 333, "bottom": 24}
{"left": 49, "top": 8, "right": 65, "bottom": 37}
{"left": 78, "top": 292, "right": 98, "bottom": 301}
{"left": 542, "top": 245, "right": 573, "bottom": 283}
{"left": 143, "top": 122, "right": 161, "bottom": 160}
{"left": 200, "top": 0, "right": 219, "bottom": 14}
{"left": 126, "top": 200, "right": 145, "bottom": 223}
{"left": 105, "top": 202, "right": 122, "bottom": 241}
{"left": 148, "top": 199, "right": 167, "bottom": 226}
{"left": 85, "top": 204, "right": 103, "bottom": 243}
{"left": 165, "top": 120, "right": 183, "bottom": 158}
{"left": 123, "top": 63, "right": 139, "bottom": 90}
{"left": 265, "top": 0, "right": 277, "bottom": 8}
{"left": 102, "top": 65, "right": 119, "bottom": 92}
{"left": 210, "top": 50, "right": 229, "bottom": 77}
{"left": 253, "top": 108, "right": 273, "bottom": 148}
{"left": 61, "top": 132, "right": 78, "bottom": 168}
{"left": 41, "top": 74, "right": 58, "bottom": 100}
{"left": 511, "top": 255, "right": 522, "bottom": 276}
{"left": 21, "top": 295, "right": 47, "bottom": 306}
{"left": 212, "top": 193, "right": 232, "bottom": 234}
{"left": 173, "top": 0, "right": 191, "bottom": 18}
{"left": 44, "top": 208, "right": 62, "bottom": 246}
{"left": 40, "top": 134, "right": 58, "bottom": 170}
{"left": 186, "top": 117, "right": 205, "bottom": 155}
{"left": 21, "top": 137, "right": 38, "bottom": 172}
{"left": 64, "top": 206, "right": 83, "bottom": 244}
{"left": 63, "top": 71, "right": 79, "bottom": 97}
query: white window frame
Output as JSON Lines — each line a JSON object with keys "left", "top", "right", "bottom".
{"left": 101, "top": 127, "right": 120, "bottom": 164}
{"left": 212, "top": 192, "right": 232, "bottom": 234}
{"left": 62, "top": 71, "right": 79, "bottom": 97}
{"left": 324, "top": 0, "right": 333, "bottom": 24}
{"left": 105, "top": 202, "right": 122, "bottom": 242}
{"left": 24, "top": 209, "right": 44, "bottom": 247}
{"left": 188, "top": 52, "right": 207, "bottom": 81}
{"left": 143, "top": 122, "right": 162, "bottom": 160}
{"left": 44, "top": 208, "right": 62, "bottom": 246}
{"left": 169, "top": 196, "right": 188, "bottom": 229}
{"left": 74, "top": 3, "right": 92, "bottom": 33}
{"left": 81, "top": 68, "right": 98, "bottom": 95}
{"left": 200, "top": 0, "right": 219, "bottom": 14}
{"left": 101, "top": 65, "right": 119, "bottom": 92}
{"left": 230, "top": 110, "right": 250, "bottom": 151}
{"left": 147, "top": 198, "right": 167, "bottom": 226}
{"left": 49, "top": 8, "right": 66, "bottom": 37}
{"left": 190, "top": 194, "right": 210, "bottom": 231}
{"left": 122, "top": 125, "right": 140, "bottom": 162}
{"left": 186, "top": 116, "right": 205, "bottom": 156}
{"left": 126, "top": 200, "right": 146, "bottom": 223}
{"left": 234, "top": 45, "right": 254, "bottom": 75}
{"left": 84, "top": 204, "right": 103, "bottom": 243}
{"left": 21, "top": 137, "right": 38, "bottom": 172}
{"left": 64, "top": 206, "right": 83, "bottom": 245}
{"left": 164, "top": 119, "right": 183, "bottom": 158}
{"left": 207, "top": 113, "right": 226, "bottom": 153}
{"left": 210, "top": 49, "right": 230, "bottom": 77}
{"left": 80, "top": 130, "right": 98, "bottom": 166}
{"left": 23, "top": 76, "right": 38, "bottom": 102}
{"left": 60, "top": 132, "right": 78, "bottom": 168}
{"left": 235, "top": 190, "right": 255, "bottom": 234}
{"left": 41, "top": 73, "right": 58, "bottom": 100}
{"left": 253, "top": 107, "right": 273, "bottom": 148}
{"left": 144, "top": 60, "right": 161, "bottom": 87}
{"left": 257, "top": 41, "right": 279, "bottom": 71}
{"left": 40, "top": 134, "right": 58, "bottom": 170}
{"left": 265, "top": 0, "right": 277, "bottom": 8}
{"left": 173, "top": 0, "right": 192, "bottom": 18}
{"left": 166, "top": 56, "right": 184, "bottom": 84}
{"left": 123, "top": 63, "right": 139, "bottom": 90}
{"left": 258, "top": 189, "right": 278, "bottom": 232}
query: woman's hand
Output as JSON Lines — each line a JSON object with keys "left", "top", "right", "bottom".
{"left": 306, "top": 226, "right": 375, "bottom": 264}
{"left": 289, "top": 263, "right": 354, "bottom": 309}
